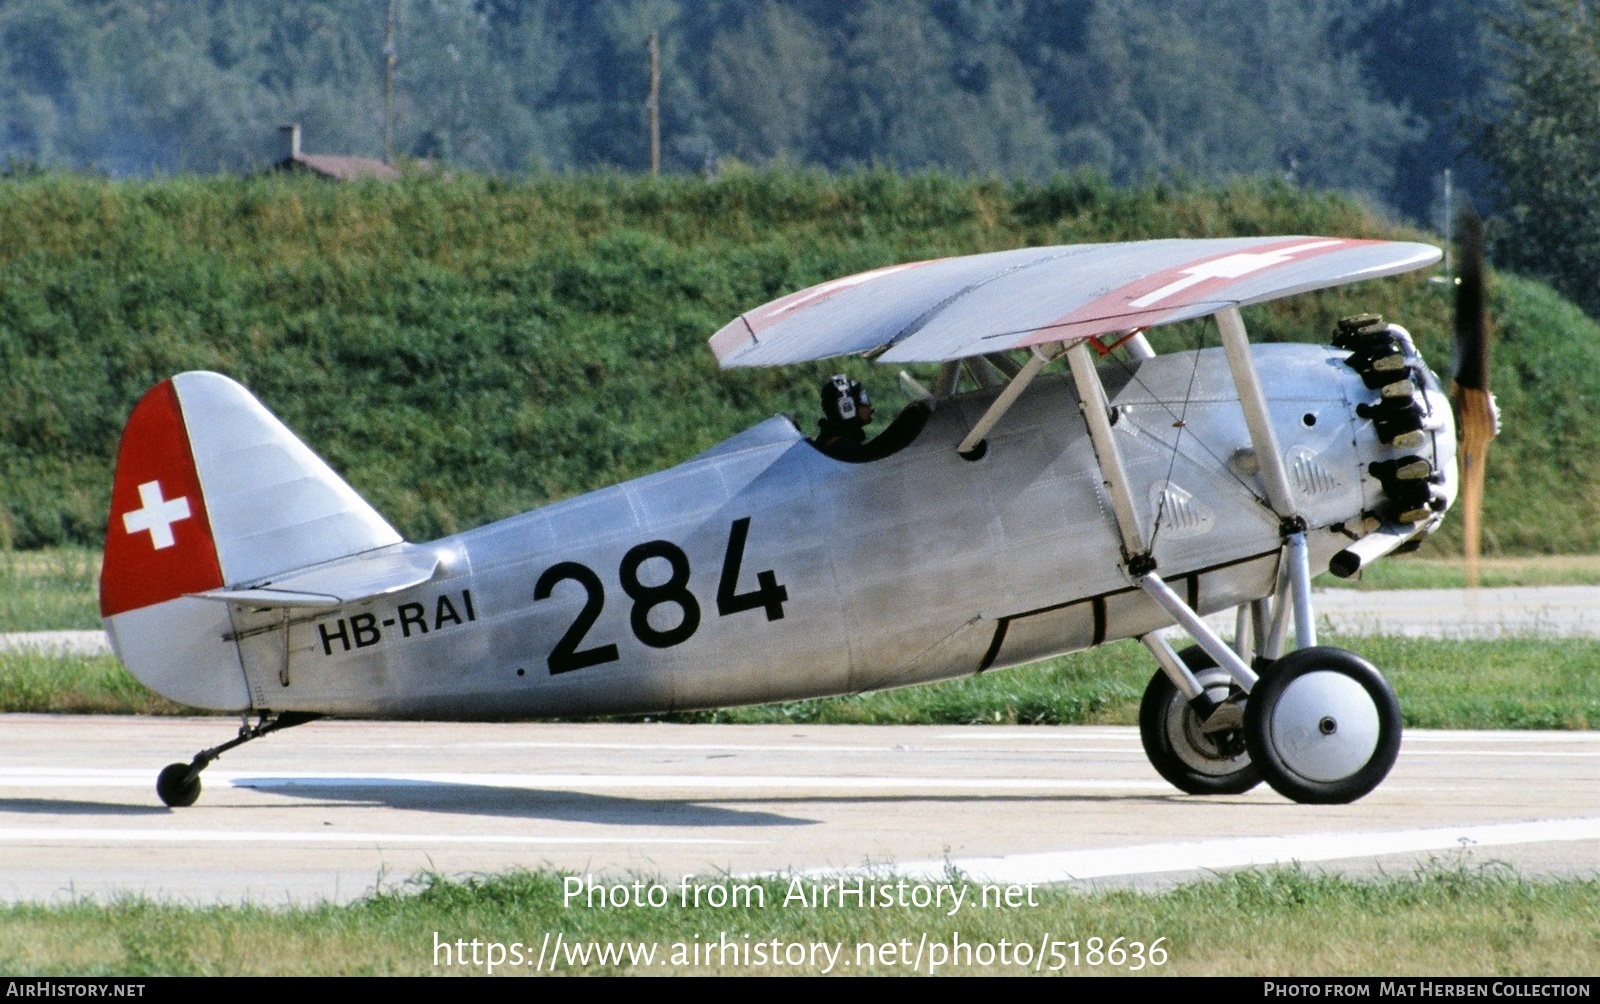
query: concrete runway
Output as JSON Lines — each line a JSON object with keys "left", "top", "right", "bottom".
{"left": 1, "top": 715, "right": 1595, "bottom": 904}
{"left": 1311, "top": 585, "right": 1600, "bottom": 639}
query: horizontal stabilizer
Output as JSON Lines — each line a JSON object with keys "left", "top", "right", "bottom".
{"left": 197, "top": 588, "right": 341, "bottom": 609}
{"left": 100, "top": 373, "right": 422, "bottom": 712}
{"left": 197, "top": 545, "right": 442, "bottom": 609}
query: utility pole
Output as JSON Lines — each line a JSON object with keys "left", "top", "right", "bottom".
{"left": 1430, "top": 168, "right": 1453, "bottom": 286}
{"left": 1442, "top": 168, "right": 1452, "bottom": 279}
{"left": 384, "top": 0, "right": 396, "bottom": 164}
{"left": 648, "top": 32, "right": 660, "bottom": 176}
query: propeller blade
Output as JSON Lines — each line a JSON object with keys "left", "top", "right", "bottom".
{"left": 1449, "top": 207, "right": 1494, "bottom": 587}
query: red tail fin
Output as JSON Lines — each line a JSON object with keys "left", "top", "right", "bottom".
{"left": 99, "top": 380, "right": 224, "bottom": 617}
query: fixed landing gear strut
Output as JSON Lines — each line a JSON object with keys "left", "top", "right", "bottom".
{"left": 155, "top": 711, "right": 321, "bottom": 807}
{"left": 1096, "top": 309, "right": 1414, "bottom": 805}
{"left": 1135, "top": 586, "right": 1404, "bottom": 804}
{"left": 1137, "top": 621, "right": 1403, "bottom": 804}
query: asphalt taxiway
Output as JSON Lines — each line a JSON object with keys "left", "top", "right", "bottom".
{"left": 0, "top": 716, "right": 1594, "bottom": 903}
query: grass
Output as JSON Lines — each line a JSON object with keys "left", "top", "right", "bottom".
{"left": 0, "top": 652, "right": 188, "bottom": 715}
{"left": 670, "top": 643, "right": 1147, "bottom": 726}
{"left": 1, "top": 863, "right": 1594, "bottom": 975}
{"left": 1, "top": 633, "right": 1594, "bottom": 730}
{"left": 0, "top": 547, "right": 101, "bottom": 630}
{"left": 3, "top": 173, "right": 1598, "bottom": 978}
{"left": 1347, "top": 636, "right": 1600, "bottom": 730}
{"left": 1319, "top": 554, "right": 1600, "bottom": 591}
{"left": 667, "top": 635, "right": 1600, "bottom": 731}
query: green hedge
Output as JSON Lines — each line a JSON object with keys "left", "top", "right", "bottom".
{"left": 0, "top": 169, "right": 1592, "bottom": 553}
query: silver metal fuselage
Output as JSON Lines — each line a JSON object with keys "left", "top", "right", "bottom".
{"left": 217, "top": 343, "right": 1453, "bottom": 719}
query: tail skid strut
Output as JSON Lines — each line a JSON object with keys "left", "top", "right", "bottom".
{"left": 155, "top": 711, "right": 321, "bottom": 807}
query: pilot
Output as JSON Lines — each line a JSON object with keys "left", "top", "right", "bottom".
{"left": 811, "top": 374, "right": 930, "bottom": 462}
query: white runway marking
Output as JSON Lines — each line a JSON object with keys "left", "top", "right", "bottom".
{"left": 362, "top": 737, "right": 1141, "bottom": 753}
{"left": 0, "top": 766, "right": 1169, "bottom": 792}
{"left": 942, "top": 728, "right": 1133, "bottom": 741}
{"left": 1401, "top": 750, "right": 1600, "bottom": 758}
{"left": 1402, "top": 730, "right": 1600, "bottom": 743}
{"left": 388, "top": 741, "right": 918, "bottom": 753}
{"left": 0, "top": 631, "right": 111, "bottom": 655}
{"left": 895, "top": 817, "right": 1600, "bottom": 884}
{"left": 0, "top": 826, "right": 756, "bottom": 847}
{"left": 237, "top": 774, "right": 1173, "bottom": 792}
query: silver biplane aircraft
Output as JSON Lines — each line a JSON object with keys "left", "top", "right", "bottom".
{"left": 99, "top": 235, "right": 1483, "bottom": 809}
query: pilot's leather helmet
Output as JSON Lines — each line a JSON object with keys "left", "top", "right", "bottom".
{"left": 821, "top": 374, "right": 872, "bottom": 423}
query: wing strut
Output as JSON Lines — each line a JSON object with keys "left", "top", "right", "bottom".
{"left": 1064, "top": 334, "right": 1263, "bottom": 691}
{"left": 1216, "top": 306, "right": 1316, "bottom": 650}
{"left": 1066, "top": 340, "right": 1146, "bottom": 560}
{"left": 1061, "top": 309, "right": 1326, "bottom": 697}
{"left": 1217, "top": 308, "right": 1298, "bottom": 520}
{"left": 955, "top": 344, "right": 1062, "bottom": 456}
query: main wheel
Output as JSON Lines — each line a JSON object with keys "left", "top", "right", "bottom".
{"left": 1139, "top": 646, "right": 1260, "bottom": 795}
{"left": 1244, "top": 646, "right": 1401, "bottom": 804}
{"left": 156, "top": 762, "right": 201, "bottom": 808}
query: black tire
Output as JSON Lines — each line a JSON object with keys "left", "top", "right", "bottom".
{"left": 1244, "top": 646, "right": 1402, "bottom": 804}
{"left": 156, "top": 762, "right": 201, "bottom": 808}
{"left": 1139, "top": 645, "right": 1260, "bottom": 795}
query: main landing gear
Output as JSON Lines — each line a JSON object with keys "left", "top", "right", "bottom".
{"left": 1062, "top": 307, "right": 1423, "bottom": 805}
{"left": 155, "top": 711, "right": 320, "bottom": 807}
{"left": 1136, "top": 640, "right": 1402, "bottom": 805}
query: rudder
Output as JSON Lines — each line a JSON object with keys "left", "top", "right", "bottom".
{"left": 101, "top": 372, "right": 402, "bottom": 710}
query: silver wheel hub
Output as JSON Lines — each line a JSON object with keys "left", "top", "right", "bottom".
{"left": 1267, "top": 670, "right": 1380, "bottom": 782}
{"left": 1168, "top": 669, "right": 1247, "bottom": 777}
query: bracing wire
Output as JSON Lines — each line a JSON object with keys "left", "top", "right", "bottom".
{"left": 1099, "top": 319, "right": 1270, "bottom": 554}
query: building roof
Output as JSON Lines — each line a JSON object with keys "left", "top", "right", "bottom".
{"left": 277, "top": 152, "right": 401, "bottom": 182}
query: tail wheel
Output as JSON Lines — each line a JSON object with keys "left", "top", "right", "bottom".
{"left": 156, "top": 762, "right": 202, "bottom": 808}
{"left": 1139, "top": 646, "right": 1260, "bottom": 795}
{"left": 1244, "top": 646, "right": 1402, "bottom": 804}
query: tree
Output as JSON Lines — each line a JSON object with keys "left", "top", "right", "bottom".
{"left": 0, "top": 0, "right": 1502, "bottom": 209}
{"left": 1480, "top": 0, "right": 1600, "bottom": 319}
{"left": 1042, "top": 0, "right": 1420, "bottom": 194}
{"left": 0, "top": 0, "right": 95, "bottom": 166}
{"left": 1220, "top": 0, "right": 1420, "bottom": 195}
{"left": 1056, "top": 1, "right": 1273, "bottom": 182}
{"left": 824, "top": 0, "right": 1057, "bottom": 176}
{"left": 1360, "top": 0, "right": 1513, "bottom": 223}
{"left": 704, "top": 3, "right": 833, "bottom": 165}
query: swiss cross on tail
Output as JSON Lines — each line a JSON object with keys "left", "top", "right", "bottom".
{"left": 100, "top": 380, "right": 224, "bottom": 617}
{"left": 123, "top": 480, "right": 191, "bottom": 548}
